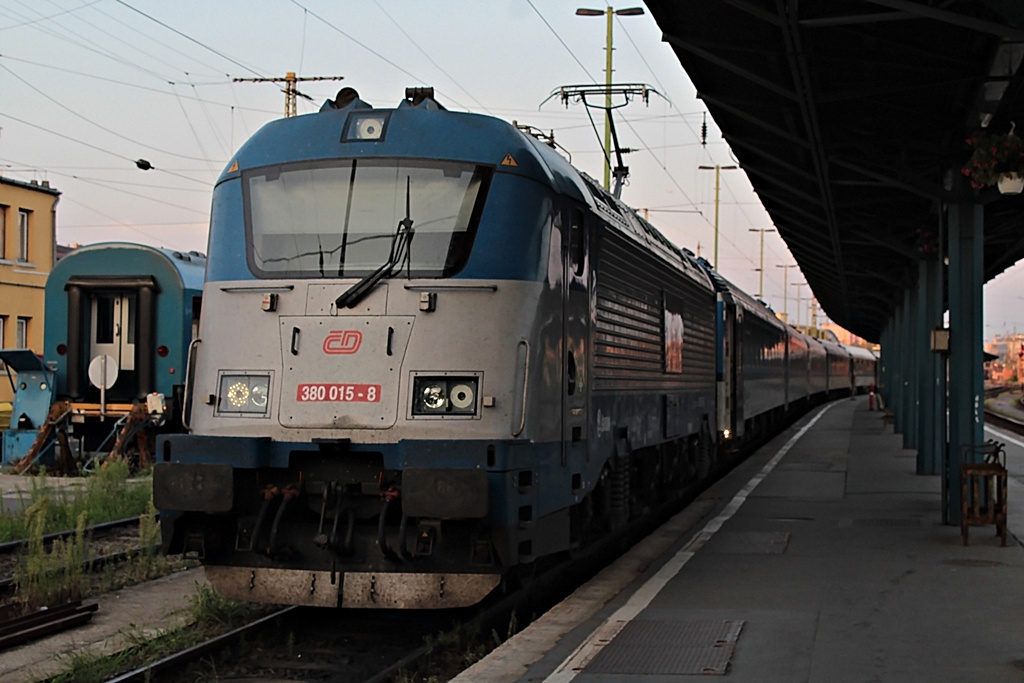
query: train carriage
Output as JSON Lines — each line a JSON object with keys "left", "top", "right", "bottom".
{"left": 845, "top": 344, "right": 878, "bottom": 393}
{"left": 820, "top": 338, "right": 853, "bottom": 396}
{"left": 702, "top": 266, "right": 789, "bottom": 446}
{"left": 2, "top": 243, "right": 204, "bottom": 467}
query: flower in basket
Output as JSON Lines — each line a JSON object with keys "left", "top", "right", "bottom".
{"left": 961, "top": 122, "right": 1024, "bottom": 189}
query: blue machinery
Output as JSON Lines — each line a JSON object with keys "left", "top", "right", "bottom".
{"left": 0, "top": 350, "right": 57, "bottom": 468}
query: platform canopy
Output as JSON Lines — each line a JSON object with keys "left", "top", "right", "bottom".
{"left": 644, "top": 0, "right": 1024, "bottom": 342}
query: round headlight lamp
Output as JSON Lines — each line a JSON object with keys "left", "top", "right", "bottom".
{"left": 227, "top": 382, "right": 250, "bottom": 407}
{"left": 449, "top": 383, "right": 475, "bottom": 410}
{"left": 421, "top": 383, "right": 447, "bottom": 411}
{"left": 250, "top": 383, "right": 268, "bottom": 408}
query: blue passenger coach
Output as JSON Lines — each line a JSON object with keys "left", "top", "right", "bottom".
{"left": 45, "top": 242, "right": 204, "bottom": 449}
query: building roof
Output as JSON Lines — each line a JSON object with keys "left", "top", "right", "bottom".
{"left": 645, "top": 1, "right": 1024, "bottom": 342}
{"left": 0, "top": 176, "right": 61, "bottom": 197}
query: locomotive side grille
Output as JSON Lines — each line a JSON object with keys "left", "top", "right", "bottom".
{"left": 594, "top": 231, "right": 716, "bottom": 391}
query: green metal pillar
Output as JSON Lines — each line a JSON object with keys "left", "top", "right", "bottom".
{"left": 891, "top": 302, "right": 904, "bottom": 433}
{"left": 903, "top": 285, "right": 918, "bottom": 450}
{"left": 879, "top": 321, "right": 891, "bottom": 409}
{"left": 947, "top": 201, "right": 985, "bottom": 524}
{"left": 916, "top": 257, "right": 943, "bottom": 474}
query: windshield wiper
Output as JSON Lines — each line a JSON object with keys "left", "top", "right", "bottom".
{"left": 335, "top": 176, "right": 415, "bottom": 309}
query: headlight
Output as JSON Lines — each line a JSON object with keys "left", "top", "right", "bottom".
{"left": 412, "top": 377, "right": 478, "bottom": 416}
{"left": 218, "top": 374, "right": 271, "bottom": 415}
{"left": 343, "top": 111, "right": 389, "bottom": 141}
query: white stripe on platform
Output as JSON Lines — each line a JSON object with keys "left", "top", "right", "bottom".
{"left": 543, "top": 401, "right": 838, "bottom": 683}
{"left": 985, "top": 424, "right": 1024, "bottom": 451}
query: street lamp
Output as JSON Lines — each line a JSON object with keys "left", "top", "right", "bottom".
{"left": 697, "top": 164, "right": 738, "bottom": 269}
{"left": 576, "top": 5, "right": 645, "bottom": 190}
{"left": 775, "top": 264, "right": 798, "bottom": 322}
{"left": 748, "top": 228, "right": 776, "bottom": 299}
{"left": 791, "top": 282, "right": 807, "bottom": 328}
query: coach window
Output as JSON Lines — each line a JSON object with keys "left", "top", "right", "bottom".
{"left": 17, "top": 209, "right": 30, "bottom": 263}
{"left": 570, "top": 208, "right": 585, "bottom": 276}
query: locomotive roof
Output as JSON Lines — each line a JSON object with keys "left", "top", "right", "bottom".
{"left": 50, "top": 242, "right": 206, "bottom": 293}
{"left": 219, "top": 99, "right": 592, "bottom": 206}
{"left": 219, "top": 92, "right": 713, "bottom": 292}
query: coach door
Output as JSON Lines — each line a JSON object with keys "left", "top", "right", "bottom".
{"left": 88, "top": 292, "right": 137, "bottom": 400}
{"left": 562, "top": 206, "right": 589, "bottom": 470}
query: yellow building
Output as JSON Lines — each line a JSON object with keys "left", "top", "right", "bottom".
{"left": 0, "top": 177, "right": 60, "bottom": 403}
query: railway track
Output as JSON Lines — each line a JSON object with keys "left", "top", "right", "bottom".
{"left": 0, "top": 515, "right": 168, "bottom": 651}
{"left": 0, "top": 515, "right": 149, "bottom": 598}
{"left": 97, "top": 466, "right": 720, "bottom": 682}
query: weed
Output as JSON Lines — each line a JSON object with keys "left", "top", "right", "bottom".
{"left": 48, "top": 644, "right": 133, "bottom": 683}
{"left": 0, "top": 462, "right": 152, "bottom": 543}
{"left": 13, "top": 502, "right": 90, "bottom": 610}
{"left": 187, "top": 582, "right": 257, "bottom": 628}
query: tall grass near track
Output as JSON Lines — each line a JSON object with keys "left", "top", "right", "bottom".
{"left": 0, "top": 461, "right": 151, "bottom": 542}
{"left": 13, "top": 505, "right": 88, "bottom": 610}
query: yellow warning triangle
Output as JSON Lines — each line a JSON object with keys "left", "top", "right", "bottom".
{"left": 501, "top": 154, "right": 518, "bottom": 167}
{"left": 227, "top": 160, "right": 239, "bottom": 173}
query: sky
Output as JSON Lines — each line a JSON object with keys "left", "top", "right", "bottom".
{"left": 0, "top": 0, "right": 1019, "bottom": 341}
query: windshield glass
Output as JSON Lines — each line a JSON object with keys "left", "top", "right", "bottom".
{"left": 243, "top": 159, "right": 491, "bottom": 278}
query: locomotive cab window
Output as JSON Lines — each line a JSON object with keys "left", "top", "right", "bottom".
{"left": 242, "top": 159, "right": 492, "bottom": 279}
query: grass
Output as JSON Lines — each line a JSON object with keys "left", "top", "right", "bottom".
{"left": 394, "top": 610, "right": 528, "bottom": 683}
{"left": 46, "top": 582, "right": 262, "bottom": 683}
{"left": 13, "top": 503, "right": 89, "bottom": 610}
{"left": 7, "top": 475, "right": 190, "bottom": 613}
{"left": 0, "top": 460, "right": 152, "bottom": 543}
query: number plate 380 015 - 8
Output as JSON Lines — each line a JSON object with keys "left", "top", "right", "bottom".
{"left": 296, "top": 383, "right": 382, "bottom": 402}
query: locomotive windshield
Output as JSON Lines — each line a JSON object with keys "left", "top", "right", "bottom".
{"left": 243, "top": 159, "right": 491, "bottom": 278}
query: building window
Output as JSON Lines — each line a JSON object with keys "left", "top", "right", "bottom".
{"left": 0, "top": 205, "right": 7, "bottom": 260}
{"left": 16, "top": 317, "right": 28, "bottom": 349}
{"left": 0, "top": 316, "right": 5, "bottom": 369}
{"left": 18, "top": 209, "right": 30, "bottom": 262}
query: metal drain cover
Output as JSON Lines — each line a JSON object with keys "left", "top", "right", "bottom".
{"left": 584, "top": 619, "right": 745, "bottom": 675}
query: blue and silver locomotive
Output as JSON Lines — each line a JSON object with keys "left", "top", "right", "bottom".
{"left": 155, "top": 87, "right": 869, "bottom": 609}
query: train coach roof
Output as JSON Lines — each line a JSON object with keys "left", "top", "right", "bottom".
{"left": 845, "top": 345, "right": 877, "bottom": 361}
{"left": 51, "top": 242, "right": 206, "bottom": 293}
{"left": 701, "top": 264, "right": 785, "bottom": 330}
{"left": 220, "top": 103, "right": 591, "bottom": 204}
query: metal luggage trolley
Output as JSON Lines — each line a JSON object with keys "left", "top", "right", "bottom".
{"left": 960, "top": 440, "right": 1008, "bottom": 546}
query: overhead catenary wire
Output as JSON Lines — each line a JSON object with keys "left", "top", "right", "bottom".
{"left": 288, "top": 0, "right": 473, "bottom": 112}
{"left": 112, "top": 0, "right": 266, "bottom": 78}
{"left": 370, "top": 0, "right": 492, "bottom": 115}
{"left": 0, "top": 109, "right": 213, "bottom": 187}
{"left": 0, "top": 62, "right": 222, "bottom": 164}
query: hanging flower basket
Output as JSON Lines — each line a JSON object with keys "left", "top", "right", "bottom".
{"left": 997, "top": 172, "right": 1024, "bottom": 195}
{"left": 962, "top": 122, "right": 1024, "bottom": 192}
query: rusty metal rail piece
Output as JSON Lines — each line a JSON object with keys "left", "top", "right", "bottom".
{"left": 0, "top": 601, "right": 98, "bottom": 650}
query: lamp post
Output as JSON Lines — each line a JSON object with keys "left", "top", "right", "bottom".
{"left": 697, "top": 164, "right": 738, "bottom": 269}
{"left": 576, "top": 6, "right": 645, "bottom": 190}
{"left": 748, "top": 228, "right": 776, "bottom": 299}
{"left": 791, "top": 282, "right": 807, "bottom": 327}
{"left": 775, "top": 264, "right": 798, "bottom": 322}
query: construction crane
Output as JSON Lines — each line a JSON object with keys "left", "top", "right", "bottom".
{"left": 233, "top": 72, "right": 345, "bottom": 117}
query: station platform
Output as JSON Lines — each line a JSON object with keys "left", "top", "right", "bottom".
{"left": 455, "top": 395, "right": 1024, "bottom": 682}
